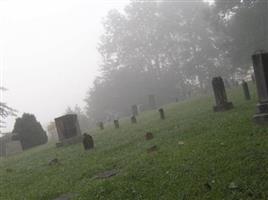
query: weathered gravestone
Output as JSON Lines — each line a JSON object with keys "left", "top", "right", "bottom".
{"left": 131, "top": 116, "right": 137, "bottom": 124}
{"left": 148, "top": 94, "right": 156, "bottom": 109}
{"left": 212, "top": 77, "right": 234, "bottom": 112}
{"left": 252, "top": 52, "right": 268, "bottom": 123}
{"left": 114, "top": 120, "right": 119, "bottom": 129}
{"left": 97, "top": 122, "right": 104, "bottom": 130}
{"left": 158, "top": 108, "right": 165, "bottom": 120}
{"left": 132, "top": 105, "right": 138, "bottom": 116}
{"left": 54, "top": 114, "right": 82, "bottom": 146}
{"left": 5, "top": 141, "right": 23, "bottom": 157}
{"left": 242, "top": 80, "right": 251, "bottom": 100}
{"left": 82, "top": 133, "right": 94, "bottom": 150}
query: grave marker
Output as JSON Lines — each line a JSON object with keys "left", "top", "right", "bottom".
{"left": 242, "top": 80, "right": 251, "bottom": 100}
{"left": 212, "top": 76, "right": 234, "bottom": 112}
{"left": 114, "top": 120, "right": 119, "bottom": 129}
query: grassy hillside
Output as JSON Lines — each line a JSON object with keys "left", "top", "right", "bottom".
{"left": 0, "top": 83, "right": 268, "bottom": 200}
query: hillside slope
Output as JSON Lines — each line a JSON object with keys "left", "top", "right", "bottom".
{"left": 0, "top": 83, "right": 267, "bottom": 200}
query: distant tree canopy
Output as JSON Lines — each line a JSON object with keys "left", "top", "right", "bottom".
{"left": 85, "top": 0, "right": 266, "bottom": 123}
{"left": 12, "top": 113, "right": 48, "bottom": 150}
{"left": 65, "top": 105, "right": 92, "bottom": 132}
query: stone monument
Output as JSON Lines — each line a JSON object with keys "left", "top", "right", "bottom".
{"left": 212, "top": 76, "right": 233, "bottom": 112}
{"left": 158, "top": 108, "right": 165, "bottom": 120}
{"left": 252, "top": 52, "right": 268, "bottom": 123}
{"left": 82, "top": 133, "right": 94, "bottom": 150}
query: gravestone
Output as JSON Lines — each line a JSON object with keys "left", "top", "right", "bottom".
{"left": 132, "top": 105, "right": 138, "bottom": 116}
{"left": 148, "top": 94, "right": 156, "bottom": 109}
{"left": 82, "top": 133, "right": 94, "bottom": 150}
{"left": 212, "top": 77, "right": 233, "bottom": 112}
{"left": 158, "top": 108, "right": 165, "bottom": 120}
{"left": 55, "top": 114, "right": 81, "bottom": 141}
{"left": 242, "top": 80, "right": 251, "bottom": 100}
{"left": 97, "top": 122, "right": 104, "bottom": 130}
{"left": 131, "top": 116, "right": 137, "bottom": 124}
{"left": 114, "top": 120, "right": 119, "bottom": 129}
{"left": 252, "top": 52, "right": 268, "bottom": 123}
{"left": 5, "top": 141, "right": 23, "bottom": 157}
{"left": 145, "top": 132, "right": 154, "bottom": 140}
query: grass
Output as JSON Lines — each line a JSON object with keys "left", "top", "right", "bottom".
{"left": 0, "top": 83, "right": 268, "bottom": 200}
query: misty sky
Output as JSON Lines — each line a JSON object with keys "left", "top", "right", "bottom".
{"left": 0, "top": 0, "right": 128, "bottom": 132}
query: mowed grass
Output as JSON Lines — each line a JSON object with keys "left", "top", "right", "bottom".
{"left": 1, "top": 83, "right": 268, "bottom": 200}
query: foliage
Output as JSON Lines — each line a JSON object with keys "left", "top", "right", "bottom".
{"left": 65, "top": 105, "right": 92, "bottom": 133}
{"left": 0, "top": 87, "right": 17, "bottom": 129}
{"left": 86, "top": 0, "right": 229, "bottom": 122}
{"left": 12, "top": 113, "right": 48, "bottom": 149}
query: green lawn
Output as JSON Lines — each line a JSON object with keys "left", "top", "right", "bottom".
{"left": 0, "top": 83, "right": 268, "bottom": 200}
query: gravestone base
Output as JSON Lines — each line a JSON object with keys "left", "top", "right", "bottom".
{"left": 253, "top": 102, "right": 268, "bottom": 124}
{"left": 213, "top": 102, "right": 233, "bottom": 112}
{"left": 56, "top": 135, "right": 83, "bottom": 148}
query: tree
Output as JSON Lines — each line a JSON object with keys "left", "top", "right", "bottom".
{"left": 0, "top": 87, "right": 17, "bottom": 129}
{"left": 12, "top": 113, "right": 48, "bottom": 149}
{"left": 65, "top": 105, "right": 92, "bottom": 132}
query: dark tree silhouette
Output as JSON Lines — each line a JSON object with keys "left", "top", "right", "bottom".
{"left": 12, "top": 113, "right": 48, "bottom": 149}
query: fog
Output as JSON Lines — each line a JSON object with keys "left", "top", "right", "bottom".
{"left": 0, "top": 0, "right": 128, "bottom": 132}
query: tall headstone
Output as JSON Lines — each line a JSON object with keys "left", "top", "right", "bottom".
{"left": 212, "top": 77, "right": 234, "bottom": 112}
{"left": 252, "top": 52, "right": 268, "bottom": 123}
{"left": 132, "top": 105, "right": 138, "bottom": 116}
{"left": 114, "top": 120, "right": 119, "bottom": 129}
{"left": 148, "top": 94, "right": 156, "bottom": 109}
{"left": 131, "top": 116, "right": 137, "bottom": 124}
{"left": 158, "top": 108, "right": 165, "bottom": 120}
{"left": 54, "top": 114, "right": 81, "bottom": 141}
{"left": 242, "top": 80, "right": 251, "bottom": 100}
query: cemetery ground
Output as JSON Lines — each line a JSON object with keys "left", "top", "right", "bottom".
{"left": 0, "top": 83, "right": 268, "bottom": 200}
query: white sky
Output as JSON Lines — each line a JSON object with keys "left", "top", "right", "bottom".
{"left": 0, "top": 0, "right": 128, "bottom": 132}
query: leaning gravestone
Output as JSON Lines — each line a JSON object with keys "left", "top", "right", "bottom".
{"left": 148, "top": 94, "right": 156, "bottom": 109}
{"left": 252, "top": 52, "right": 268, "bottom": 123}
{"left": 242, "top": 80, "right": 251, "bottom": 100}
{"left": 54, "top": 114, "right": 82, "bottom": 146}
{"left": 212, "top": 77, "right": 234, "bottom": 112}
{"left": 5, "top": 141, "right": 23, "bottom": 157}
{"left": 132, "top": 105, "right": 138, "bottom": 116}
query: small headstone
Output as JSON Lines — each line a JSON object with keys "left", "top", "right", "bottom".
{"left": 145, "top": 132, "right": 154, "bottom": 140}
{"left": 132, "top": 105, "right": 138, "bottom": 116}
{"left": 131, "top": 116, "right": 137, "bottom": 124}
{"left": 148, "top": 94, "right": 156, "bottom": 109}
{"left": 147, "top": 145, "right": 158, "bottom": 153}
{"left": 252, "top": 52, "right": 268, "bottom": 123}
{"left": 242, "top": 80, "right": 251, "bottom": 100}
{"left": 97, "top": 122, "right": 104, "bottom": 130}
{"left": 158, "top": 108, "right": 165, "bottom": 120}
{"left": 48, "top": 158, "right": 60, "bottom": 166}
{"left": 114, "top": 120, "right": 119, "bottom": 129}
{"left": 212, "top": 76, "right": 234, "bottom": 112}
{"left": 82, "top": 133, "right": 94, "bottom": 150}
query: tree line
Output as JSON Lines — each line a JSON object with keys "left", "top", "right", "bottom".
{"left": 84, "top": 0, "right": 266, "bottom": 124}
